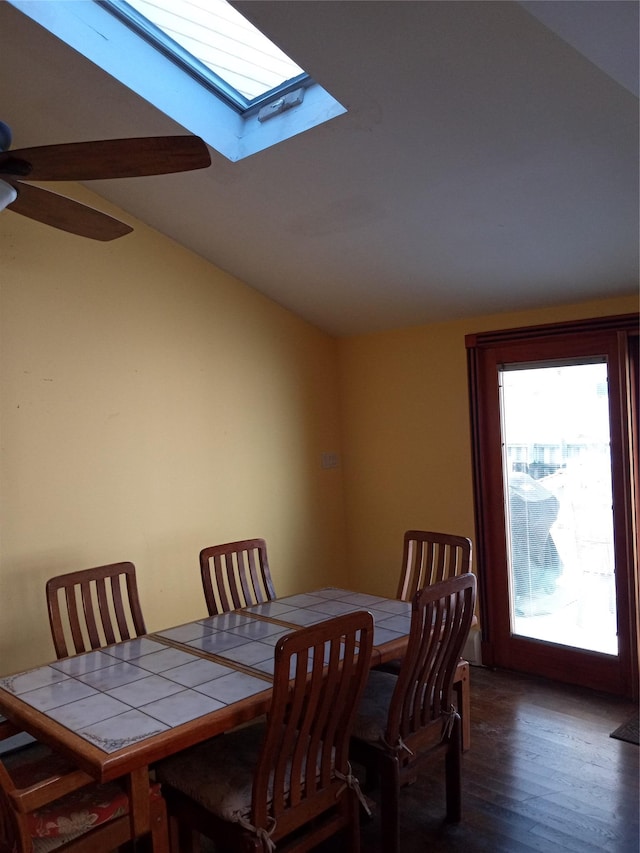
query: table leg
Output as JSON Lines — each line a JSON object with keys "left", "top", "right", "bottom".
{"left": 128, "top": 766, "right": 152, "bottom": 838}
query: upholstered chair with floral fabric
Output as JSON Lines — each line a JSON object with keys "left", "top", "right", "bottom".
{"left": 0, "top": 722, "right": 167, "bottom": 853}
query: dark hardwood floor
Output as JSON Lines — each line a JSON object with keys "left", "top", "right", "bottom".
{"left": 197, "top": 665, "right": 638, "bottom": 852}
{"left": 356, "top": 665, "right": 639, "bottom": 853}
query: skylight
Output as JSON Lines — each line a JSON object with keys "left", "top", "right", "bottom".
{"left": 8, "top": 0, "right": 346, "bottom": 161}
{"left": 105, "top": 0, "right": 307, "bottom": 109}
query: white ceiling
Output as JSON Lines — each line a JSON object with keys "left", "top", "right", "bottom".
{"left": 1, "top": 0, "right": 638, "bottom": 337}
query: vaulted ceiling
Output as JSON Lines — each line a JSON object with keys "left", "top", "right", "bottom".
{"left": 1, "top": 1, "right": 637, "bottom": 336}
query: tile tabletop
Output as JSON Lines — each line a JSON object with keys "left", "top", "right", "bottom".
{"left": 0, "top": 588, "right": 410, "bottom": 755}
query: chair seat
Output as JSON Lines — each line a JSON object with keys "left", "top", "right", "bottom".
{"left": 157, "top": 723, "right": 266, "bottom": 823}
{"left": 4, "top": 743, "right": 161, "bottom": 853}
{"left": 352, "top": 671, "right": 398, "bottom": 743}
{"left": 157, "top": 723, "right": 325, "bottom": 826}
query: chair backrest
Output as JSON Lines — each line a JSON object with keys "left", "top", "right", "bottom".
{"left": 46, "top": 562, "right": 147, "bottom": 659}
{"left": 199, "top": 538, "right": 276, "bottom": 615}
{"left": 386, "top": 574, "right": 476, "bottom": 753}
{"left": 397, "top": 530, "right": 472, "bottom": 600}
{"left": 251, "top": 610, "right": 374, "bottom": 841}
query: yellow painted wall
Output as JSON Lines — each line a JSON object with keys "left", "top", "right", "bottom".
{"left": 339, "top": 295, "right": 638, "bottom": 598}
{"left": 2, "top": 184, "right": 636, "bottom": 675}
{"left": 0, "top": 187, "right": 346, "bottom": 673}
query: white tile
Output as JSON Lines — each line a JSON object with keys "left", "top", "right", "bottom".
{"left": 377, "top": 614, "right": 412, "bottom": 633}
{"left": 368, "top": 599, "right": 411, "bottom": 615}
{"left": 50, "top": 651, "right": 118, "bottom": 676}
{"left": 107, "top": 674, "right": 183, "bottom": 707}
{"left": 373, "top": 626, "right": 405, "bottom": 646}
{"left": 367, "top": 607, "right": 404, "bottom": 623}
{"left": 157, "top": 623, "right": 215, "bottom": 643}
{"left": 195, "top": 671, "right": 270, "bottom": 704}
{"left": 226, "top": 620, "right": 288, "bottom": 640}
{"left": 23, "top": 678, "right": 98, "bottom": 712}
{"left": 76, "top": 661, "right": 150, "bottom": 691}
{"left": 141, "top": 689, "right": 225, "bottom": 726}
{"left": 338, "top": 592, "right": 389, "bottom": 607}
{"left": 79, "top": 709, "right": 169, "bottom": 753}
{"left": 162, "top": 658, "right": 237, "bottom": 687}
{"left": 0, "top": 666, "right": 68, "bottom": 695}
{"left": 276, "top": 593, "right": 328, "bottom": 608}
{"left": 216, "top": 641, "right": 274, "bottom": 666}
{"left": 134, "top": 647, "right": 199, "bottom": 674}
{"left": 244, "top": 601, "right": 297, "bottom": 617}
{"left": 278, "top": 609, "right": 327, "bottom": 626}
{"left": 197, "top": 613, "right": 254, "bottom": 631}
{"left": 46, "top": 693, "right": 131, "bottom": 728}
{"left": 307, "top": 600, "right": 359, "bottom": 616}
{"left": 103, "top": 638, "right": 168, "bottom": 660}
{"left": 254, "top": 628, "right": 291, "bottom": 646}
{"left": 187, "top": 632, "right": 249, "bottom": 654}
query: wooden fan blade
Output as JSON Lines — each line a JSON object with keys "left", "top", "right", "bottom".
{"left": 7, "top": 181, "right": 133, "bottom": 241}
{"left": 0, "top": 136, "right": 211, "bottom": 181}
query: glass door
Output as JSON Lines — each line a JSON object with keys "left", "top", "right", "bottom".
{"left": 466, "top": 317, "right": 638, "bottom": 698}
{"left": 501, "top": 361, "right": 617, "bottom": 656}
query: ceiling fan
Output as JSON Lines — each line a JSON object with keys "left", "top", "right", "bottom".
{"left": 0, "top": 121, "right": 211, "bottom": 241}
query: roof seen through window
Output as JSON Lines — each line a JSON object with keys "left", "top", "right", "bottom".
{"left": 112, "top": 0, "right": 306, "bottom": 105}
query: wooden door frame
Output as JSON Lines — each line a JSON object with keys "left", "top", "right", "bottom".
{"left": 466, "top": 314, "right": 639, "bottom": 699}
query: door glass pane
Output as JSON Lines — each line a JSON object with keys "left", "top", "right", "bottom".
{"left": 500, "top": 361, "right": 617, "bottom": 656}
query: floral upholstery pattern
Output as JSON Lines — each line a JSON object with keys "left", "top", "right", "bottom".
{"left": 2, "top": 743, "right": 161, "bottom": 853}
{"left": 29, "top": 782, "right": 129, "bottom": 853}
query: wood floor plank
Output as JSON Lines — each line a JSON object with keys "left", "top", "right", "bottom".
{"left": 354, "top": 666, "right": 639, "bottom": 853}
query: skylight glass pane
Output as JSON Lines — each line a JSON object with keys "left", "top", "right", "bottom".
{"left": 123, "top": 0, "right": 305, "bottom": 101}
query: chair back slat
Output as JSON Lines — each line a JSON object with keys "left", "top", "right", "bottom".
{"left": 200, "top": 538, "right": 276, "bottom": 615}
{"left": 112, "top": 574, "right": 135, "bottom": 642}
{"left": 93, "top": 578, "right": 115, "bottom": 647}
{"left": 397, "top": 530, "right": 472, "bottom": 599}
{"left": 46, "top": 563, "right": 146, "bottom": 658}
{"left": 387, "top": 574, "right": 476, "bottom": 750}
{"left": 251, "top": 610, "right": 373, "bottom": 836}
{"left": 62, "top": 584, "right": 88, "bottom": 656}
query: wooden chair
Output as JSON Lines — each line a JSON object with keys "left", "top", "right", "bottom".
{"left": 199, "top": 538, "right": 276, "bottom": 616}
{"left": 46, "top": 562, "right": 147, "bottom": 659}
{"left": 350, "top": 574, "right": 477, "bottom": 853}
{"left": 0, "top": 719, "right": 168, "bottom": 853}
{"left": 381, "top": 530, "right": 474, "bottom": 751}
{"left": 156, "top": 610, "right": 375, "bottom": 853}
{"left": 397, "top": 530, "right": 472, "bottom": 598}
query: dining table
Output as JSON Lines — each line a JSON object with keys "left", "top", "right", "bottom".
{"left": 0, "top": 587, "right": 411, "bottom": 850}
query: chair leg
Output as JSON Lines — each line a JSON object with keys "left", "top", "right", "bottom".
{"left": 150, "top": 797, "right": 170, "bottom": 853}
{"left": 378, "top": 753, "right": 400, "bottom": 853}
{"left": 168, "top": 814, "right": 199, "bottom": 853}
{"left": 453, "top": 659, "right": 470, "bottom": 751}
{"left": 240, "top": 836, "right": 263, "bottom": 852}
{"left": 346, "top": 788, "right": 361, "bottom": 853}
{"left": 445, "top": 714, "right": 462, "bottom": 823}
